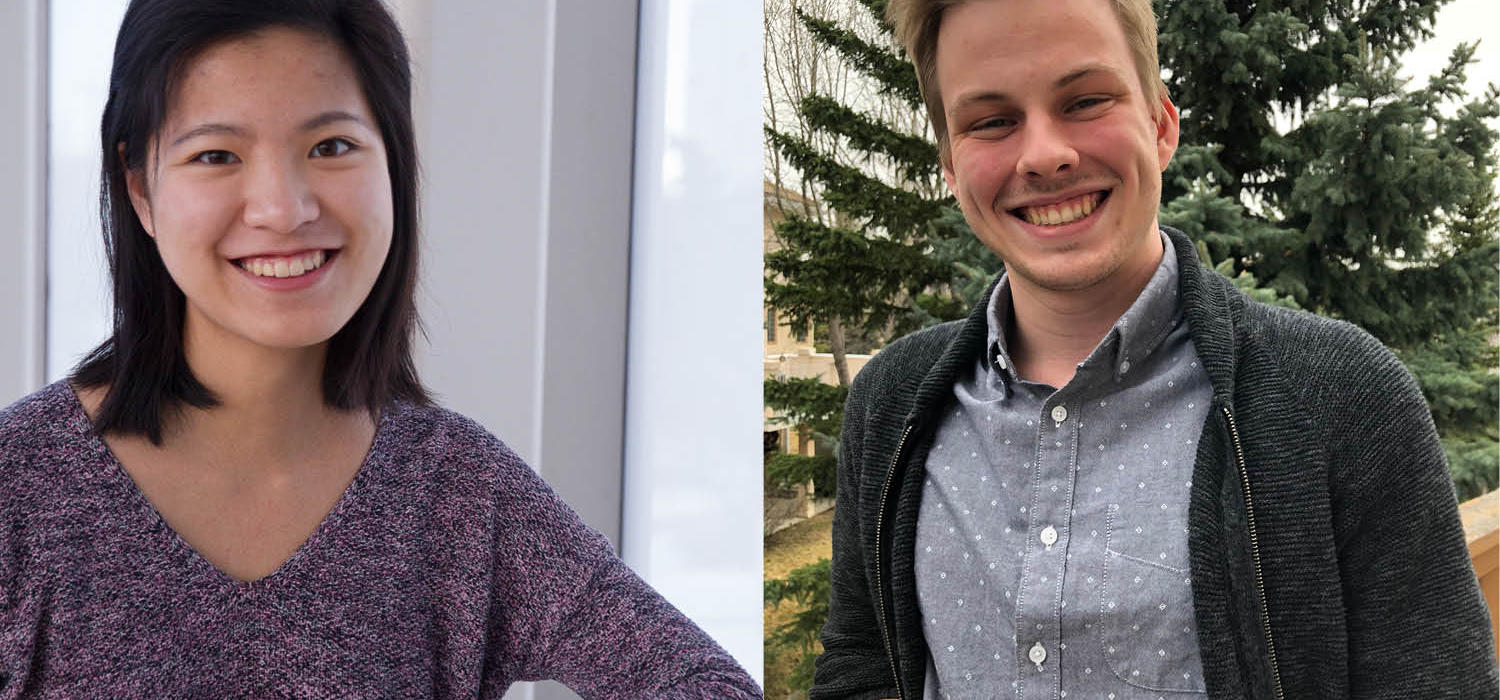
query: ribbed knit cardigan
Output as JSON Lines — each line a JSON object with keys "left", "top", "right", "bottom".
{"left": 810, "top": 227, "right": 1498, "bottom": 699}
{"left": 0, "top": 382, "right": 759, "bottom": 698}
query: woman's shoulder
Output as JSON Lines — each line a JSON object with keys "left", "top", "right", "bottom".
{"left": 382, "top": 400, "right": 612, "bottom": 560}
{"left": 378, "top": 400, "right": 570, "bottom": 509}
{"left": 0, "top": 381, "right": 98, "bottom": 509}
{"left": 0, "top": 380, "right": 90, "bottom": 457}
{"left": 380, "top": 399, "right": 525, "bottom": 472}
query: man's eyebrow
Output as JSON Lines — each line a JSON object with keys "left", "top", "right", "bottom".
{"left": 166, "top": 111, "right": 369, "bottom": 148}
{"left": 1053, "top": 63, "right": 1123, "bottom": 89}
{"left": 950, "top": 64, "right": 1127, "bottom": 111}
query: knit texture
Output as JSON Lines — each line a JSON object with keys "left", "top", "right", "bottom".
{"left": 810, "top": 227, "right": 1498, "bottom": 700}
{"left": 0, "top": 382, "right": 758, "bottom": 699}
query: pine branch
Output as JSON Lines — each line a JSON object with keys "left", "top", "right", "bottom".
{"left": 799, "top": 93, "right": 941, "bottom": 183}
{"left": 766, "top": 126, "right": 944, "bottom": 236}
{"left": 796, "top": 7, "right": 922, "bottom": 109}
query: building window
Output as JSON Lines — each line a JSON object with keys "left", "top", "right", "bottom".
{"left": 765, "top": 308, "right": 776, "bottom": 343}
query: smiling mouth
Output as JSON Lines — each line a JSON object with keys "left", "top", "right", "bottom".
{"left": 1009, "top": 190, "right": 1110, "bottom": 226}
{"left": 234, "top": 249, "right": 338, "bottom": 279}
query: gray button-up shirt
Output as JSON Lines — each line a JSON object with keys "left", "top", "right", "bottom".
{"left": 917, "top": 232, "right": 1212, "bottom": 699}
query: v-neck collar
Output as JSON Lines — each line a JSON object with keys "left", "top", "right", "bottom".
{"left": 59, "top": 381, "right": 392, "bottom": 595}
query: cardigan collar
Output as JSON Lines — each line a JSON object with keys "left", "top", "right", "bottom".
{"left": 903, "top": 225, "right": 1241, "bottom": 432}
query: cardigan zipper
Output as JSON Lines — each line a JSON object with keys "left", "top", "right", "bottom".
{"left": 1222, "top": 405, "right": 1285, "bottom": 700}
{"left": 874, "top": 423, "right": 913, "bottom": 700}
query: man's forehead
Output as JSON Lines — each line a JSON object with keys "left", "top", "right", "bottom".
{"left": 948, "top": 63, "right": 1131, "bottom": 109}
{"left": 934, "top": 0, "right": 1136, "bottom": 98}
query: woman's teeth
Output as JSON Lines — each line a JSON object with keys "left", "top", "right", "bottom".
{"left": 240, "top": 250, "right": 327, "bottom": 278}
{"left": 1019, "top": 191, "right": 1104, "bottom": 226}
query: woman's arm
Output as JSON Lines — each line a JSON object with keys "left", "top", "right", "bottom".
{"left": 474, "top": 436, "right": 758, "bottom": 699}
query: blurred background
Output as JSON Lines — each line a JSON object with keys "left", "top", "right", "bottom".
{"left": 759, "top": 0, "right": 1500, "bottom": 696}
{"left": 0, "top": 1, "right": 764, "bottom": 697}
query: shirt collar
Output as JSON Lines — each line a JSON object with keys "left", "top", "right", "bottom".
{"left": 985, "top": 229, "right": 1181, "bottom": 387}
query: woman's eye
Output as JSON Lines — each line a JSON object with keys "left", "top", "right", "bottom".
{"left": 191, "top": 150, "right": 238, "bottom": 165}
{"left": 310, "top": 138, "right": 355, "bottom": 158}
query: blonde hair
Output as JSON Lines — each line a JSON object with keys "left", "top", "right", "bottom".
{"left": 887, "top": 0, "right": 1169, "bottom": 157}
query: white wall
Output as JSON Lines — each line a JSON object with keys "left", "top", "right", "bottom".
{"left": 403, "top": 0, "right": 762, "bottom": 696}
{"left": 626, "top": 0, "right": 765, "bottom": 687}
{"left": 15, "top": 0, "right": 763, "bottom": 696}
{"left": 0, "top": 0, "right": 46, "bottom": 399}
{"left": 45, "top": 0, "right": 126, "bottom": 385}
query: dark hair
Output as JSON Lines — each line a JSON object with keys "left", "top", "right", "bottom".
{"left": 73, "top": 0, "right": 430, "bottom": 444}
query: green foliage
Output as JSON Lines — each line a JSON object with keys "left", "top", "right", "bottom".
{"left": 767, "top": 453, "right": 840, "bottom": 497}
{"left": 765, "top": 215, "right": 949, "bottom": 337}
{"left": 765, "top": 377, "right": 848, "bottom": 439}
{"left": 765, "top": 559, "right": 833, "bottom": 692}
{"left": 765, "top": 377, "right": 846, "bottom": 496}
{"left": 799, "top": 94, "right": 941, "bottom": 183}
{"left": 1156, "top": 0, "right": 1499, "bottom": 494}
{"left": 795, "top": 8, "right": 920, "bottom": 107}
{"left": 1444, "top": 437, "right": 1500, "bottom": 502}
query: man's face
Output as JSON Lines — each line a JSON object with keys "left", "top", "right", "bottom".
{"left": 937, "top": 0, "right": 1179, "bottom": 294}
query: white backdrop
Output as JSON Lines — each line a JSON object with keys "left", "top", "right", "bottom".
{"left": 25, "top": 0, "right": 763, "bottom": 698}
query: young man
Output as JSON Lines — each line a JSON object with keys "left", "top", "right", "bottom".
{"left": 809, "top": 0, "right": 1498, "bottom": 698}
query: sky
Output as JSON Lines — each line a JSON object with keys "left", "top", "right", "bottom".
{"left": 1400, "top": 0, "right": 1498, "bottom": 95}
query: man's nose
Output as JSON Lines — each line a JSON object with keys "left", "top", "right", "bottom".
{"left": 241, "top": 158, "right": 319, "bottom": 233}
{"left": 1014, "top": 115, "right": 1079, "bottom": 178}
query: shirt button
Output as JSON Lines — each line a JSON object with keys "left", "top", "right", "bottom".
{"left": 1050, "top": 405, "right": 1068, "bottom": 422}
{"left": 1028, "top": 641, "right": 1048, "bottom": 668}
{"left": 996, "top": 353, "right": 1008, "bottom": 370}
{"left": 1120, "top": 360, "right": 1132, "bottom": 374}
{"left": 1040, "top": 525, "right": 1058, "bottom": 546}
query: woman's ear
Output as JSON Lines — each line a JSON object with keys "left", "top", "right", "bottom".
{"left": 119, "top": 143, "right": 155, "bottom": 238}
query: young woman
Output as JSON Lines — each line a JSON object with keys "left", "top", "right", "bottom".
{"left": 0, "top": 1, "right": 758, "bottom": 697}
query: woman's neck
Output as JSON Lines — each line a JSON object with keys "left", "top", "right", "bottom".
{"left": 160, "top": 312, "right": 370, "bottom": 476}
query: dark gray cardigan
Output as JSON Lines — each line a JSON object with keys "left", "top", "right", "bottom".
{"left": 810, "top": 227, "right": 1498, "bottom": 699}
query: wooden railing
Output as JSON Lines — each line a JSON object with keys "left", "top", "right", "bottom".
{"left": 1460, "top": 490, "right": 1499, "bottom": 658}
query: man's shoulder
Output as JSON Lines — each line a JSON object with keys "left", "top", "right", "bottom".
{"left": 851, "top": 319, "right": 968, "bottom": 397}
{"left": 1238, "top": 300, "right": 1412, "bottom": 396}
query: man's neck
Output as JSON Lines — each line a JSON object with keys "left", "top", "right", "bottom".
{"left": 1007, "top": 232, "right": 1165, "bottom": 388}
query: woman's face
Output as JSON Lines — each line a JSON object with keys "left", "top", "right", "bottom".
{"left": 126, "top": 26, "right": 393, "bottom": 354}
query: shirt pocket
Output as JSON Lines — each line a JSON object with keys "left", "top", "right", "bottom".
{"left": 1097, "top": 505, "right": 1206, "bottom": 694}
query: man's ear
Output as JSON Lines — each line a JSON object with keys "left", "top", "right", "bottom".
{"left": 119, "top": 143, "right": 155, "bottom": 238}
{"left": 1155, "top": 94, "right": 1180, "bottom": 172}
{"left": 941, "top": 142, "right": 957, "bottom": 195}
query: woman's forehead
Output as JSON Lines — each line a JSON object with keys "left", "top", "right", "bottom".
{"left": 162, "top": 26, "right": 371, "bottom": 140}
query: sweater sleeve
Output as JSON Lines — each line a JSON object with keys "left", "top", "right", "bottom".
{"left": 472, "top": 434, "right": 758, "bottom": 699}
{"left": 1327, "top": 343, "right": 1499, "bottom": 698}
{"left": 809, "top": 370, "right": 902, "bottom": 700}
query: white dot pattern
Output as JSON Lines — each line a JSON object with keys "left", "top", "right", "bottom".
{"left": 915, "top": 237, "right": 1210, "bottom": 699}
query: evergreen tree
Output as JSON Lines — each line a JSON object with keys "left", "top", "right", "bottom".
{"left": 1156, "top": 0, "right": 1500, "bottom": 500}
{"left": 764, "top": 0, "right": 956, "bottom": 391}
{"left": 762, "top": 0, "right": 968, "bottom": 506}
{"left": 762, "top": 4, "right": 967, "bottom": 693}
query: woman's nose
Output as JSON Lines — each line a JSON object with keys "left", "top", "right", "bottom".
{"left": 241, "top": 159, "right": 319, "bottom": 233}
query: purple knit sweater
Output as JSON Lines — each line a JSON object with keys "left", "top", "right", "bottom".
{"left": 0, "top": 381, "right": 758, "bottom": 698}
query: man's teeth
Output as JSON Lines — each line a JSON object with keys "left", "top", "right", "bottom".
{"left": 1020, "top": 191, "right": 1103, "bottom": 226}
{"left": 239, "top": 250, "right": 327, "bottom": 278}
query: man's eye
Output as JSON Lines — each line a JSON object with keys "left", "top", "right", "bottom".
{"left": 974, "top": 117, "right": 1016, "bottom": 131}
{"left": 310, "top": 138, "right": 355, "bottom": 158}
{"left": 1070, "top": 97, "right": 1109, "bottom": 111}
{"left": 191, "top": 150, "right": 238, "bottom": 165}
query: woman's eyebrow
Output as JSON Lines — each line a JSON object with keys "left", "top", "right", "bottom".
{"left": 166, "top": 111, "right": 369, "bottom": 148}
{"left": 300, "top": 110, "right": 370, "bottom": 132}
{"left": 168, "top": 123, "right": 246, "bottom": 147}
